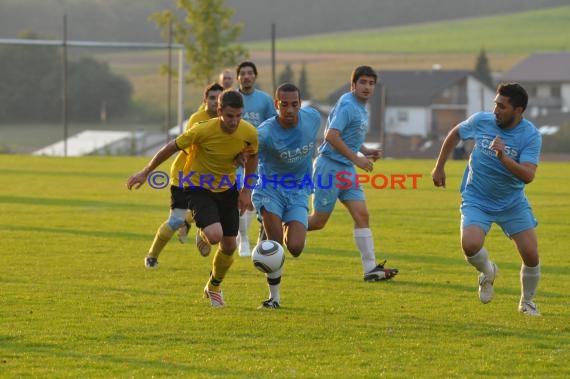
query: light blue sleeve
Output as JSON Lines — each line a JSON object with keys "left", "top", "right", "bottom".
{"left": 519, "top": 129, "right": 541, "bottom": 165}
{"left": 458, "top": 112, "right": 481, "bottom": 141}
{"left": 328, "top": 104, "right": 351, "bottom": 133}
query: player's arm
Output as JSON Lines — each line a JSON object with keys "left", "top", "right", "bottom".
{"left": 325, "top": 129, "right": 373, "bottom": 172}
{"left": 431, "top": 125, "right": 461, "bottom": 188}
{"left": 490, "top": 136, "right": 537, "bottom": 184}
{"left": 126, "top": 139, "right": 179, "bottom": 190}
{"left": 359, "top": 145, "right": 383, "bottom": 161}
{"left": 238, "top": 153, "right": 258, "bottom": 215}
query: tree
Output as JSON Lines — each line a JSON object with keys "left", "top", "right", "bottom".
{"left": 277, "top": 63, "right": 294, "bottom": 86}
{"left": 298, "top": 63, "right": 311, "bottom": 100}
{"left": 0, "top": 31, "right": 132, "bottom": 123}
{"left": 150, "top": 0, "right": 249, "bottom": 85}
{"left": 474, "top": 48, "right": 493, "bottom": 88}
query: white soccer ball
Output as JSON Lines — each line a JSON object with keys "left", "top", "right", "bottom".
{"left": 251, "top": 240, "right": 285, "bottom": 274}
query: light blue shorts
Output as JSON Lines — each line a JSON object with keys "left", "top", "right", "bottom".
{"left": 460, "top": 200, "right": 538, "bottom": 238}
{"left": 312, "top": 156, "right": 365, "bottom": 213}
{"left": 252, "top": 187, "right": 310, "bottom": 228}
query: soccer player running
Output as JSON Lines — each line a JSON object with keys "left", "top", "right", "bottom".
{"left": 431, "top": 82, "right": 542, "bottom": 316}
{"left": 308, "top": 65, "right": 398, "bottom": 282}
{"left": 142, "top": 82, "right": 224, "bottom": 268}
{"left": 127, "top": 90, "right": 258, "bottom": 308}
{"left": 252, "top": 83, "right": 321, "bottom": 309}
{"left": 177, "top": 83, "right": 225, "bottom": 245}
{"left": 235, "top": 61, "right": 277, "bottom": 257}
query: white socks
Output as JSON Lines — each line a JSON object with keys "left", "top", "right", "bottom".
{"left": 267, "top": 268, "right": 282, "bottom": 303}
{"left": 521, "top": 263, "right": 540, "bottom": 302}
{"left": 466, "top": 247, "right": 494, "bottom": 276}
{"left": 238, "top": 209, "right": 256, "bottom": 242}
{"left": 354, "top": 228, "right": 376, "bottom": 273}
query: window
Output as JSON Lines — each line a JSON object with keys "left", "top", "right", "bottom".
{"left": 397, "top": 110, "right": 409, "bottom": 122}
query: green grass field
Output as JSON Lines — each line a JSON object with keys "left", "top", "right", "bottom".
{"left": 246, "top": 5, "right": 570, "bottom": 53}
{"left": 1, "top": 155, "right": 569, "bottom": 378}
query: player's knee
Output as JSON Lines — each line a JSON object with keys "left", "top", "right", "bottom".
{"left": 287, "top": 244, "right": 304, "bottom": 258}
{"left": 167, "top": 215, "right": 185, "bottom": 230}
{"left": 461, "top": 239, "right": 483, "bottom": 256}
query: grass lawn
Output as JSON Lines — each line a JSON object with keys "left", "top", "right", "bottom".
{"left": 0, "top": 155, "right": 568, "bottom": 378}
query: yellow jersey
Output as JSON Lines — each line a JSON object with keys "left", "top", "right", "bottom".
{"left": 174, "top": 118, "right": 258, "bottom": 192}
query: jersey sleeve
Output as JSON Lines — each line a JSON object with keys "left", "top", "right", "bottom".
{"left": 458, "top": 112, "right": 481, "bottom": 141}
{"left": 519, "top": 129, "right": 542, "bottom": 165}
{"left": 328, "top": 104, "right": 351, "bottom": 133}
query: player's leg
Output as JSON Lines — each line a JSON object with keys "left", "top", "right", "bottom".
{"left": 343, "top": 199, "right": 398, "bottom": 281}
{"left": 512, "top": 228, "right": 540, "bottom": 316}
{"left": 500, "top": 203, "right": 540, "bottom": 315}
{"left": 460, "top": 204, "right": 497, "bottom": 303}
{"left": 144, "top": 186, "right": 188, "bottom": 268}
{"left": 308, "top": 156, "right": 336, "bottom": 231}
{"left": 253, "top": 190, "right": 286, "bottom": 308}
{"left": 188, "top": 187, "right": 222, "bottom": 257}
{"left": 203, "top": 187, "right": 239, "bottom": 307}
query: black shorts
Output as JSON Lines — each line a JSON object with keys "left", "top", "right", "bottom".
{"left": 170, "top": 185, "right": 191, "bottom": 210}
{"left": 187, "top": 186, "right": 239, "bottom": 236}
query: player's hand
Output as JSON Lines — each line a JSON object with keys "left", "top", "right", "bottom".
{"left": 355, "top": 155, "right": 374, "bottom": 172}
{"left": 365, "top": 148, "right": 383, "bottom": 161}
{"left": 233, "top": 151, "right": 250, "bottom": 168}
{"left": 238, "top": 188, "right": 253, "bottom": 215}
{"left": 490, "top": 136, "right": 505, "bottom": 159}
{"left": 126, "top": 171, "right": 146, "bottom": 190}
{"left": 431, "top": 167, "right": 446, "bottom": 188}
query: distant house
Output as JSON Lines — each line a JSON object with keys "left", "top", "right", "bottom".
{"left": 328, "top": 69, "right": 495, "bottom": 157}
{"left": 501, "top": 52, "right": 570, "bottom": 117}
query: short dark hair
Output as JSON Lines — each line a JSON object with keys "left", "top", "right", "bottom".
{"left": 351, "top": 65, "right": 377, "bottom": 84}
{"left": 275, "top": 82, "right": 301, "bottom": 100}
{"left": 218, "top": 90, "right": 244, "bottom": 109}
{"left": 236, "top": 61, "right": 258, "bottom": 77}
{"left": 497, "top": 82, "right": 528, "bottom": 112}
{"left": 203, "top": 82, "right": 224, "bottom": 99}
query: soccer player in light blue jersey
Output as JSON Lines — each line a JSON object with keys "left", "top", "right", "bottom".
{"left": 236, "top": 61, "right": 278, "bottom": 257}
{"left": 432, "top": 82, "right": 542, "bottom": 316}
{"left": 252, "top": 83, "right": 321, "bottom": 308}
{"left": 308, "top": 66, "right": 399, "bottom": 282}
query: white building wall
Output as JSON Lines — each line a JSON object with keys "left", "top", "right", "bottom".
{"left": 385, "top": 107, "right": 429, "bottom": 137}
{"left": 561, "top": 83, "right": 570, "bottom": 111}
{"left": 466, "top": 76, "right": 495, "bottom": 115}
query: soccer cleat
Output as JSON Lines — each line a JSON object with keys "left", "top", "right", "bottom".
{"left": 518, "top": 299, "right": 540, "bottom": 316}
{"left": 195, "top": 229, "right": 211, "bottom": 257}
{"left": 258, "top": 298, "right": 280, "bottom": 309}
{"left": 203, "top": 285, "right": 225, "bottom": 308}
{"left": 178, "top": 221, "right": 191, "bottom": 244}
{"left": 144, "top": 257, "right": 158, "bottom": 269}
{"left": 478, "top": 262, "right": 498, "bottom": 304}
{"left": 363, "top": 260, "right": 398, "bottom": 282}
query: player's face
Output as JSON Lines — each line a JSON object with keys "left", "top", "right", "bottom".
{"left": 351, "top": 75, "right": 376, "bottom": 102}
{"left": 238, "top": 66, "right": 256, "bottom": 91}
{"left": 276, "top": 90, "right": 300, "bottom": 128}
{"left": 220, "top": 72, "right": 234, "bottom": 90}
{"left": 218, "top": 106, "right": 243, "bottom": 134}
{"left": 205, "top": 90, "right": 222, "bottom": 115}
{"left": 493, "top": 94, "right": 519, "bottom": 129}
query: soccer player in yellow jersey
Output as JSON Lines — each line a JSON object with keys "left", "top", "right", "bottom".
{"left": 176, "top": 83, "right": 224, "bottom": 245}
{"left": 127, "top": 90, "right": 258, "bottom": 307}
{"left": 138, "top": 83, "right": 223, "bottom": 269}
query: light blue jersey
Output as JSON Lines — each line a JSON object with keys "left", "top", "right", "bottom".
{"left": 459, "top": 112, "right": 542, "bottom": 212}
{"left": 318, "top": 92, "right": 369, "bottom": 166}
{"left": 255, "top": 107, "right": 321, "bottom": 186}
{"left": 252, "top": 107, "right": 321, "bottom": 227}
{"left": 240, "top": 89, "right": 277, "bottom": 128}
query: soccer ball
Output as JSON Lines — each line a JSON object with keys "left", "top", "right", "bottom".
{"left": 251, "top": 240, "right": 285, "bottom": 273}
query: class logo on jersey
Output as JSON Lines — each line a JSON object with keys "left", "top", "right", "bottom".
{"left": 479, "top": 135, "right": 518, "bottom": 159}
{"left": 279, "top": 142, "right": 315, "bottom": 163}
